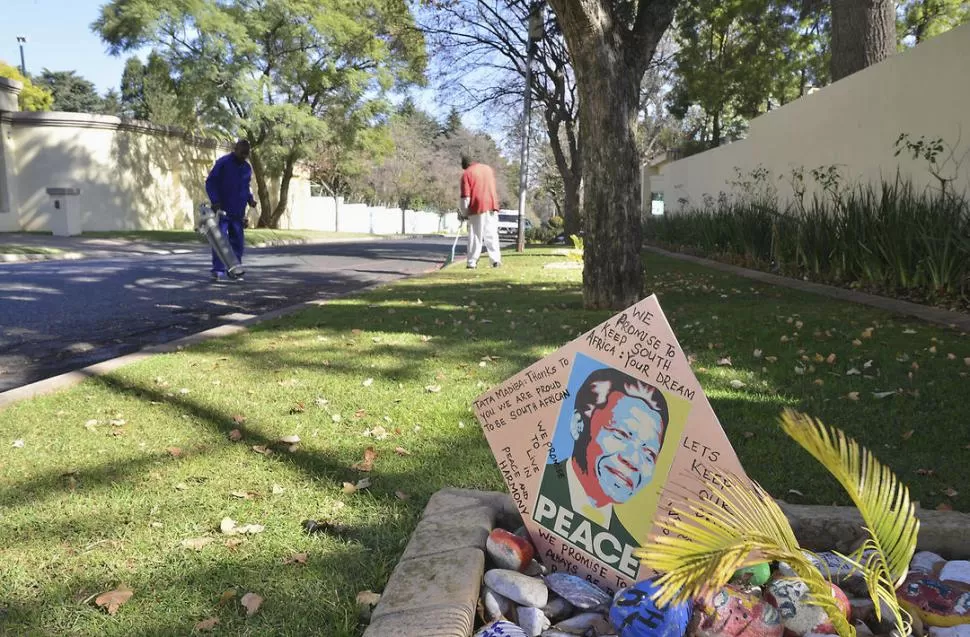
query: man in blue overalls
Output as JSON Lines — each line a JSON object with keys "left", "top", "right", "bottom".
{"left": 205, "top": 139, "right": 257, "bottom": 281}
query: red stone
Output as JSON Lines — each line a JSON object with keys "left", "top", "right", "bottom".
{"left": 764, "top": 577, "right": 850, "bottom": 637}
{"left": 485, "top": 529, "right": 535, "bottom": 573}
{"left": 693, "top": 585, "right": 784, "bottom": 637}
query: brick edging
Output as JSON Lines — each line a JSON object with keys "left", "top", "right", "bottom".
{"left": 364, "top": 489, "right": 970, "bottom": 637}
{"left": 643, "top": 245, "right": 970, "bottom": 332}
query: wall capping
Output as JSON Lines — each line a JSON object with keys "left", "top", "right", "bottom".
{"left": 0, "top": 77, "right": 24, "bottom": 92}
{"left": 0, "top": 111, "right": 232, "bottom": 150}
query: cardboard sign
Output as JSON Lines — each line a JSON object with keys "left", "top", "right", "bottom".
{"left": 473, "top": 295, "right": 749, "bottom": 595}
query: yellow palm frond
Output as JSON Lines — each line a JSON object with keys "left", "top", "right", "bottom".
{"left": 780, "top": 409, "right": 919, "bottom": 636}
{"left": 636, "top": 473, "right": 855, "bottom": 637}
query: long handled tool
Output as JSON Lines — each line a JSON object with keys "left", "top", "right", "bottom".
{"left": 196, "top": 203, "right": 245, "bottom": 279}
{"left": 445, "top": 217, "right": 466, "bottom": 266}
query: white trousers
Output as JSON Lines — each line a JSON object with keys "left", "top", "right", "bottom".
{"left": 466, "top": 211, "right": 502, "bottom": 266}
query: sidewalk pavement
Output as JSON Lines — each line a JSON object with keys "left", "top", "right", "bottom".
{"left": 0, "top": 232, "right": 437, "bottom": 263}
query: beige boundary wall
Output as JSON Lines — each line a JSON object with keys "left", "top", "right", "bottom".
{"left": 653, "top": 22, "right": 970, "bottom": 215}
{"left": 0, "top": 76, "right": 311, "bottom": 233}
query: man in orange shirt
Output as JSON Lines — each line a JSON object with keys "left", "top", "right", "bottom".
{"left": 459, "top": 153, "right": 502, "bottom": 268}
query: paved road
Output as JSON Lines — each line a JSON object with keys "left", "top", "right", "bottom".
{"left": 0, "top": 238, "right": 454, "bottom": 393}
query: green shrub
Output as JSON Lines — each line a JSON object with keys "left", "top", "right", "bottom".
{"left": 644, "top": 178, "right": 970, "bottom": 304}
{"left": 547, "top": 215, "right": 565, "bottom": 230}
{"left": 525, "top": 226, "right": 557, "bottom": 244}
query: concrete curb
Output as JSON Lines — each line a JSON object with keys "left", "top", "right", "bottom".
{"left": 0, "top": 264, "right": 441, "bottom": 411}
{"left": 0, "top": 234, "right": 435, "bottom": 264}
{"left": 363, "top": 489, "right": 970, "bottom": 636}
{"left": 643, "top": 245, "right": 970, "bottom": 332}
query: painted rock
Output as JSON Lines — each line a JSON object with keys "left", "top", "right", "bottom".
{"left": 929, "top": 626, "right": 970, "bottom": 637}
{"left": 476, "top": 620, "right": 529, "bottom": 637}
{"left": 486, "top": 569, "right": 550, "bottom": 609}
{"left": 733, "top": 564, "right": 772, "bottom": 587}
{"left": 542, "top": 596, "right": 575, "bottom": 622}
{"left": 912, "top": 553, "right": 947, "bottom": 576}
{"left": 764, "top": 577, "right": 850, "bottom": 637}
{"left": 940, "top": 563, "right": 970, "bottom": 588}
{"left": 518, "top": 606, "right": 552, "bottom": 637}
{"left": 525, "top": 559, "right": 549, "bottom": 577}
{"left": 610, "top": 579, "right": 693, "bottom": 637}
{"left": 488, "top": 528, "right": 536, "bottom": 572}
{"left": 897, "top": 573, "right": 970, "bottom": 627}
{"left": 554, "top": 611, "right": 613, "bottom": 634}
{"left": 694, "top": 586, "right": 783, "bottom": 637}
{"left": 814, "top": 552, "right": 871, "bottom": 597}
{"left": 544, "top": 573, "right": 612, "bottom": 610}
{"left": 483, "top": 586, "right": 514, "bottom": 621}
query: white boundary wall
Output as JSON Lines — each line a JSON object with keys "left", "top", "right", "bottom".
{"left": 654, "top": 22, "right": 970, "bottom": 214}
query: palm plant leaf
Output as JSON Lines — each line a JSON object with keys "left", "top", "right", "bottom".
{"left": 636, "top": 473, "right": 855, "bottom": 637}
{"left": 779, "top": 409, "right": 919, "bottom": 634}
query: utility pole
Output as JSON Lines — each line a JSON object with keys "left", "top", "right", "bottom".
{"left": 16, "top": 36, "right": 27, "bottom": 76}
{"left": 516, "top": 3, "right": 544, "bottom": 253}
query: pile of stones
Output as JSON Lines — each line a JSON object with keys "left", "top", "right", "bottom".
{"left": 475, "top": 527, "right": 970, "bottom": 637}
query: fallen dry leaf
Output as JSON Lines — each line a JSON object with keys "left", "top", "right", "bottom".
{"left": 937, "top": 502, "right": 954, "bottom": 511}
{"left": 873, "top": 391, "right": 896, "bottom": 399}
{"left": 917, "top": 468, "right": 935, "bottom": 476}
{"left": 742, "top": 431, "right": 755, "bottom": 439}
{"left": 425, "top": 384, "right": 442, "bottom": 393}
{"left": 229, "top": 429, "right": 243, "bottom": 441}
{"left": 948, "top": 353, "right": 957, "bottom": 360}
{"left": 195, "top": 617, "right": 220, "bottom": 632}
{"left": 94, "top": 587, "right": 133, "bottom": 615}
{"left": 794, "top": 366, "right": 806, "bottom": 375}
{"left": 356, "top": 590, "right": 382, "bottom": 607}
{"left": 753, "top": 349, "right": 763, "bottom": 359}
{"left": 945, "top": 487, "right": 959, "bottom": 498}
{"left": 232, "top": 414, "right": 247, "bottom": 425}
{"left": 181, "top": 537, "right": 214, "bottom": 551}
{"left": 352, "top": 446, "right": 378, "bottom": 472}
{"left": 846, "top": 368, "right": 861, "bottom": 376}
{"left": 279, "top": 434, "right": 300, "bottom": 444}
{"left": 289, "top": 403, "right": 306, "bottom": 414}
{"left": 394, "top": 446, "right": 411, "bottom": 456}
{"left": 862, "top": 327, "right": 874, "bottom": 339}
{"left": 717, "top": 357, "right": 733, "bottom": 367}
{"left": 395, "top": 490, "right": 410, "bottom": 500}
{"left": 217, "top": 589, "right": 237, "bottom": 608}
{"left": 788, "top": 489, "right": 805, "bottom": 497}
{"left": 930, "top": 346, "right": 938, "bottom": 354}
{"left": 729, "top": 379, "right": 745, "bottom": 389}
{"left": 765, "top": 356, "right": 778, "bottom": 363}
{"left": 780, "top": 335, "right": 790, "bottom": 343}
{"left": 964, "top": 357, "right": 970, "bottom": 367}
{"left": 240, "top": 592, "right": 263, "bottom": 617}
{"left": 354, "top": 409, "right": 367, "bottom": 419}
{"left": 362, "top": 378, "right": 374, "bottom": 387}
{"left": 852, "top": 339, "right": 863, "bottom": 346}
{"left": 272, "top": 484, "right": 285, "bottom": 495}
{"left": 902, "top": 430, "right": 915, "bottom": 440}
{"left": 284, "top": 552, "right": 308, "bottom": 565}
{"left": 826, "top": 353, "right": 837, "bottom": 364}
{"left": 813, "top": 379, "right": 825, "bottom": 386}
{"left": 166, "top": 447, "right": 182, "bottom": 458}
{"left": 847, "top": 392, "right": 860, "bottom": 401}
{"left": 12, "top": 439, "right": 24, "bottom": 448}
{"left": 175, "top": 482, "right": 189, "bottom": 491}
{"left": 230, "top": 491, "right": 255, "bottom": 500}
{"left": 225, "top": 537, "right": 245, "bottom": 549}
{"left": 342, "top": 481, "right": 358, "bottom": 494}
{"left": 351, "top": 329, "right": 363, "bottom": 335}
{"left": 251, "top": 445, "right": 272, "bottom": 456}
{"left": 331, "top": 414, "right": 343, "bottom": 423}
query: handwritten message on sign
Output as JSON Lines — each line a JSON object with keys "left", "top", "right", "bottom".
{"left": 473, "top": 294, "right": 749, "bottom": 595}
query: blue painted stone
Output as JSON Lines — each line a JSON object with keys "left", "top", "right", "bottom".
{"left": 609, "top": 579, "right": 693, "bottom": 637}
{"left": 474, "top": 620, "right": 528, "bottom": 637}
{"left": 544, "top": 572, "right": 612, "bottom": 609}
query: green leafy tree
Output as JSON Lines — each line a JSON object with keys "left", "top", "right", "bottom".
{"left": 897, "top": 0, "right": 970, "bottom": 45}
{"left": 35, "top": 69, "right": 104, "bottom": 113}
{"left": 0, "top": 61, "right": 53, "bottom": 111}
{"left": 93, "top": 0, "right": 426, "bottom": 228}
{"left": 669, "top": 0, "right": 830, "bottom": 148}
{"left": 100, "top": 89, "right": 122, "bottom": 116}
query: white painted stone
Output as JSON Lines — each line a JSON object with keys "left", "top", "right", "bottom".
{"left": 940, "top": 561, "right": 970, "bottom": 586}
{"left": 517, "top": 606, "right": 551, "bottom": 637}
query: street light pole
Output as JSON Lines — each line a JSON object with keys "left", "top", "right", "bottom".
{"left": 16, "top": 36, "right": 27, "bottom": 77}
{"left": 516, "top": 3, "right": 543, "bottom": 254}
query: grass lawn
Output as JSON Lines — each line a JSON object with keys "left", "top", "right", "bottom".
{"left": 0, "top": 244, "right": 64, "bottom": 255}
{"left": 1, "top": 249, "right": 968, "bottom": 635}
{"left": 79, "top": 229, "right": 375, "bottom": 246}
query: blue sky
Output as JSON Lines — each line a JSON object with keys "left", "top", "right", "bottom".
{"left": 1, "top": 0, "right": 133, "bottom": 93}
{"left": 0, "top": 0, "right": 490, "bottom": 133}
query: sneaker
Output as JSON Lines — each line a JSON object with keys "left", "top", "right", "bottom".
{"left": 466, "top": 263, "right": 477, "bottom": 269}
{"left": 491, "top": 262, "right": 501, "bottom": 268}
{"left": 211, "top": 271, "right": 225, "bottom": 282}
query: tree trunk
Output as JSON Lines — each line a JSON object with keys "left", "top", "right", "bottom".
{"left": 268, "top": 155, "right": 297, "bottom": 228}
{"left": 562, "top": 172, "right": 582, "bottom": 236}
{"left": 830, "top": 0, "right": 896, "bottom": 82}
{"left": 576, "top": 63, "right": 644, "bottom": 310}
{"left": 251, "top": 152, "right": 274, "bottom": 228}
